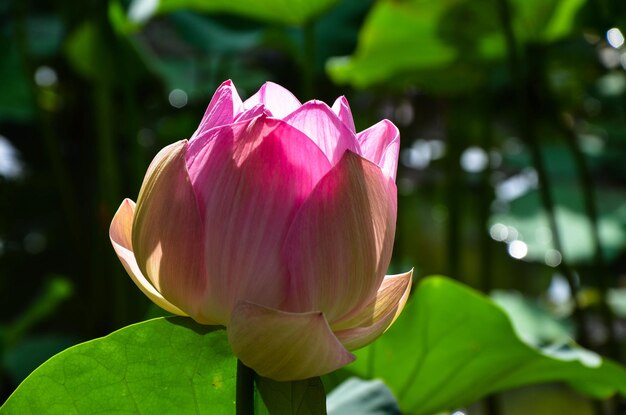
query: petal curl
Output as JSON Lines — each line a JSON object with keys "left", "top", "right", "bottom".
{"left": 109, "top": 199, "right": 186, "bottom": 316}
{"left": 357, "top": 120, "right": 400, "bottom": 181}
{"left": 284, "top": 151, "right": 397, "bottom": 323}
{"left": 191, "top": 80, "right": 243, "bottom": 140}
{"left": 331, "top": 96, "right": 356, "bottom": 134}
{"left": 186, "top": 117, "right": 332, "bottom": 322}
{"left": 132, "top": 141, "right": 212, "bottom": 323}
{"left": 333, "top": 270, "right": 413, "bottom": 350}
{"left": 283, "top": 100, "right": 361, "bottom": 166}
{"left": 243, "top": 82, "right": 301, "bottom": 119}
{"left": 228, "top": 302, "right": 355, "bottom": 381}
{"left": 234, "top": 103, "right": 269, "bottom": 123}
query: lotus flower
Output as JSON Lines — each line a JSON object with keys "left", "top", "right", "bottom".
{"left": 110, "top": 80, "right": 412, "bottom": 381}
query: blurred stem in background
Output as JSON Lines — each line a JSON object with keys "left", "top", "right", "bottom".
{"left": 560, "top": 116, "right": 621, "bottom": 359}
{"left": 11, "top": 0, "right": 84, "bottom": 259}
{"left": 537, "top": 58, "right": 621, "bottom": 361}
{"left": 478, "top": 100, "right": 495, "bottom": 294}
{"left": 91, "top": 4, "right": 125, "bottom": 328}
{"left": 496, "top": 0, "right": 592, "bottom": 348}
{"left": 119, "top": 47, "right": 145, "bottom": 191}
{"left": 522, "top": 18, "right": 621, "bottom": 366}
{"left": 12, "top": 0, "right": 138, "bottom": 333}
{"left": 534, "top": 41, "right": 624, "bottom": 411}
{"left": 444, "top": 99, "right": 463, "bottom": 281}
{"left": 88, "top": 0, "right": 153, "bottom": 329}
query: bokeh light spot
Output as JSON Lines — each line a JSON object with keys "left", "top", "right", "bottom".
{"left": 607, "top": 28, "right": 625, "bottom": 49}
{"left": 34, "top": 66, "right": 58, "bottom": 87}
{"left": 460, "top": 146, "right": 488, "bottom": 173}
{"left": 545, "top": 249, "right": 562, "bottom": 267}
{"left": 508, "top": 240, "right": 528, "bottom": 259}
{"left": 168, "top": 89, "right": 188, "bottom": 108}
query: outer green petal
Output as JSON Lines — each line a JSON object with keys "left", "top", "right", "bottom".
{"left": 132, "top": 140, "right": 214, "bottom": 323}
{"left": 228, "top": 302, "right": 355, "bottom": 381}
{"left": 109, "top": 199, "right": 186, "bottom": 316}
{"left": 334, "top": 270, "right": 413, "bottom": 350}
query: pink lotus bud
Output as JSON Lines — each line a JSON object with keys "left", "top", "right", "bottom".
{"left": 110, "top": 80, "right": 412, "bottom": 381}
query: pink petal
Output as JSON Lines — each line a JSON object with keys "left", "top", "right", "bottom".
{"left": 333, "top": 270, "right": 413, "bottom": 350}
{"left": 243, "top": 82, "right": 301, "bottom": 119}
{"left": 228, "top": 301, "right": 355, "bottom": 381}
{"left": 331, "top": 96, "right": 356, "bottom": 134}
{"left": 132, "top": 141, "right": 214, "bottom": 323}
{"left": 234, "top": 103, "right": 269, "bottom": 123}
{"left": 357, "top": 120, "right": 400, "bottom": 181}
{"left": 283, "top": 151, "right": 397, "bottom": 323}
{"left": 283, "top": 100, "right": 361, "bottom": 166}
{"left": 186, "top": 116, "right": 333, "bottom": 323}
{"left": 191, "top": 80, "right": 244, "bottom": 141}
{"left": 109, "top": 199, "right": 186, "bottom": 316}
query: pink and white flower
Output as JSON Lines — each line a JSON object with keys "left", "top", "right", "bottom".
{"left": 110, "top": 80, "right": 412, "bottom": 380}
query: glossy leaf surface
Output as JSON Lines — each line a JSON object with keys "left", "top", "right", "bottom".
{"left": 1, "top": 318, "right": 236, "bottom": 414}
{"left": 331, "top": 277, "right": 626, "bottom": 415}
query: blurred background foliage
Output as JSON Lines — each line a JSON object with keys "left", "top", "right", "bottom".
{"left": 1, "top": 0, "right": 626, "bottom": 413}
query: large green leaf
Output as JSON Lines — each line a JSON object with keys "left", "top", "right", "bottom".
{"left": 1, "top": 317, "right": 330, "bottom": 414}
{"left": 332, "top": 277, "right": 626, "bottom": 415}
{"left": 327, "top": 0, "right": 586, "bottom": 89}
{"left": 1, "top": 318, "right": 237, "bottom": 414}
{"left": 126, "top": 0, "right": 340, "bottom": 26}
{"left": 491, "top": 290, "right": 574, "bottom": 346}
{"left": 328, "top": 1, "right": 460, "bottom": 90}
